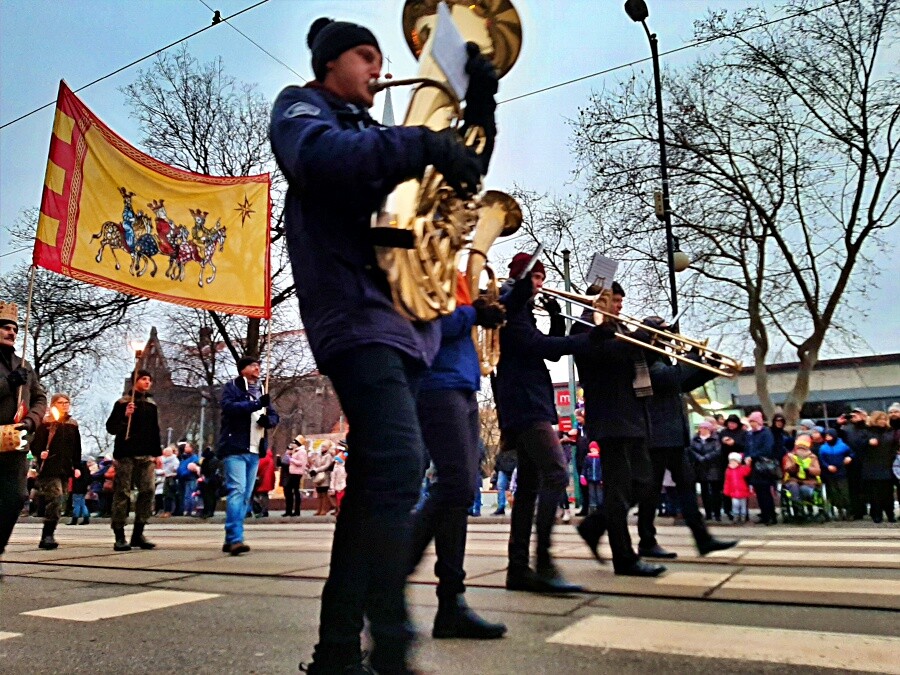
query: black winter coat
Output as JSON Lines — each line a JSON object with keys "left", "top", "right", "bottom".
{"left": 31, "top": 417, "right": 81, "bottom": 478}
{"left": 689, "top": 435, "right": 723, "bottom": 481}
{"left": 647, "top": 357, "right": 717, "bottom": 449}
{"left": 105, "top": 392, "right": 162, "bottom": 458}
{"left": 572, "top": 322, "right": 650, "bottom": 440}
{"left": 861, "top": 427, "right": 896, "bottom": 481}
{"left": 495, "top": 279, "right": 591, "bottom": 433}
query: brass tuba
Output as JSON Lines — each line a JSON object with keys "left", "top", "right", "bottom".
{"left": 369, "top": 0, "right": 523, "bottom": 322}
{"left": 466, "top": 191, "right": 521, "bottom": 374}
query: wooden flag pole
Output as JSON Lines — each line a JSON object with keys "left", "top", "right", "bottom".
{"left": 15, "top": 265, "right": 37, "bottom": 415}
{"left": 125, "top": 345, "right": 144, "bottom": 440}
{"left": 264, "top": 318, "right": 273, "bottom": 393}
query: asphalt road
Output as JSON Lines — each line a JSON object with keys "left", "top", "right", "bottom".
{"left": 1, "top": 517, "right": 898, "bottom": 674}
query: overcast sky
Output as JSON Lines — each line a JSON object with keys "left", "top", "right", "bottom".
{"left": 1, "top": 0, "right": 897, "bottom": 399}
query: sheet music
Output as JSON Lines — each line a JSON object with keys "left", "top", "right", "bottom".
{"left": 432, "top": 1, "right": 470, "bottom": 102}
{"left": 587, "top": 252, "right": 619, "bottom": 290}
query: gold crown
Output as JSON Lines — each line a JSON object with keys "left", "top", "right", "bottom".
{"left": 0, "top": 301, "right": 19, "bottom": 326}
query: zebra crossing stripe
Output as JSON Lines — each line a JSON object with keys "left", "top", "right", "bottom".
{"left": 0, "top": 632, "right": 23, "bottom": 641}
{"left": 547, "top": 615, "right": 900, "bottom": 673}
{"left": 21, "top": 590, "right": 218, "bottom": 622}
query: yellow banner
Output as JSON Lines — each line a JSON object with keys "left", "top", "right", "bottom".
{"left": 35, "top": 81, "right": 271, "bottom": 317}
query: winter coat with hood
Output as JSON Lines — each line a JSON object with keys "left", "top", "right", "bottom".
{"left": 818, "top": 436, "right": 854, "bottom": 479}
{"left": 718, "top": 415, "right": 748, "bottom": 458}
{"left": 723, "top": 463, "right": 752, "bottom": 499}
{"left": 861, "top": 426, "right": 897, "bottom": 481}
{"left": 255, "top": 450, "right": 276, "bottom": 493}
{"left": 270, "top": 82, "right": 440, "bottom": 372}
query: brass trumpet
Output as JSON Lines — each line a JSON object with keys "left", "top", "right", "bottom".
{"left": 538, "top": 286, "right": 743, "bottom": 379}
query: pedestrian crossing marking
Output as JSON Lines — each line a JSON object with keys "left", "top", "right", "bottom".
{"left": 547, "top": 615, "right": 900, "bottom": 674}
{"left": 21, "top": 590, "right": 219, "bottom": 622}
{"left": 721, "top": 575, "right": 900, "bottom": 596}
{"left": 0, "top": 632, "right": 22, "bottom": 641}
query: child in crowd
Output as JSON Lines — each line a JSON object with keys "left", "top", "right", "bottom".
{"left": 723, "top": 452, "right": 751, "bottom": 523}
{"left": 329, "top": 453, "right": 347, "bottom": 518}
{"left": 818, "top": 428, "right": 854, "bottom": 520}
{"left": 580, "top": 442, "right": 603, "bottom": 513}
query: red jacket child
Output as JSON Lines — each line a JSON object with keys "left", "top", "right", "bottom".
{"left": 255, "top": 450, "right": 276, "bottom": 494}
{"left": 723, "top": 453, "right": 751, "bottom": 499}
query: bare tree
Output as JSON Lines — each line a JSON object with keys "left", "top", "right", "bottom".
{"left": 0, "top": 252, "right": 142, "bottom": 399}
{"left": 121, "top": 45, "right": 294, "bottom": 358}
{"left": 548, "top": 0, "right": 899, "bottom": 422}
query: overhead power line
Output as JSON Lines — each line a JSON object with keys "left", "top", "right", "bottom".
{"left": 197, "top": 0, "right": 305, "bottom": 82}
{"left": 499, "top": 0, "right": 852, "bottom": 105}
{"left": 0, "top": 0, "right": 271, "bottom": 131}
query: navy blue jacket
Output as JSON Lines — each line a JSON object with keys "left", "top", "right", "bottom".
{"left": 217, "top": 377, "right": 279, "bottom": 457}
{"left": 746, "top": 426, "right": 775, "bottom": 461}
{"left": 495, "top": 280, "right": 591, "bottom": 433}
{"left": 420, "top": 306, "right": 480, "bottom": 393}
{"left": 270, "top": 84, "right": 439, "bottom": 371}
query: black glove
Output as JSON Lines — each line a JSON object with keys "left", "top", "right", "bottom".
{"left": 6, "top": 366, "right": 28, "bottom": 389}
{"left": 15, "top": 418, "right": 35, "bottom": 433}
{"left": 258, "top": 393, "right": 270, "bottom": 408}
{"left": 589, "top": 322, "right": 617, "bottom": 344}
{"left": 472, "top": 297, "right": 506, "bottom": 329}
{"left": 257, "top": 413, "right": 271, "bottom": 429}
{"left": 463, "top": 42, "right": 498, "bottom": 135}
{"left": 308, "top": 469, "right": 318, "bottom": 477}
{"left": 540, "top": 296, "right": 561, "bottom": 317}
{"left": 422, "top": 128, "right": 482, "bottom": 198}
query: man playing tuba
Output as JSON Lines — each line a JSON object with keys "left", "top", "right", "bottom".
{"left": 270, "top": 15, "right": 498, "bottom": 675}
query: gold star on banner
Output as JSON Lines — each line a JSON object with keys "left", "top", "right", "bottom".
{"left": 235, "top": 195, "right": 255, "bottom": 227}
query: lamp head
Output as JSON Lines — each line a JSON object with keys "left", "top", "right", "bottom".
{"left": 673, "top": 250, "right": 691, "bottom": 272}
{"left": 624, "top": 0, "right": 649, "bottom": 23}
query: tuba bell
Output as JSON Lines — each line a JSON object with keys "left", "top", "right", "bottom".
{"left": 369, "top": 0, "right": 523, "bottom": 322}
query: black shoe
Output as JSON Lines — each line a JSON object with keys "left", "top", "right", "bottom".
{"left": 506, "top": 565, "right": 583, "bottom": 594}
{"left": 576, "top": 513, "right": 606, "bottom": 564}
{"left": 229, "top": 542, "right": 250, "bottom": 556}
{"left": 491, "top": 508, "right": 505, "bottom": 516}
{"left": 113, "top": 526, "right": 132, "bottom": 551}
{"left": 66, "top": 518, "right": 78, "bottom": 526}
{"left": 433, "top": 595, "right": 507, "bottom": 640}
{"left": 615, "top": 560, "right": 666, "bottom": 577}
{"left": 80, "top": 517, "right": 90, "bottom": 525}
{"left": 638, "top": 545, "right": 677, "bottom": 559}
{"left": 130, "top": 523, "right": 156, "bottom": 550}
{"left": 697, "top": 537, "right": 739, "bottom": 556}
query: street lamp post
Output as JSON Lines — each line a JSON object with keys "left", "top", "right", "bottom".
{"left": 624, "top": 0, "right": 683, "bottom": 330}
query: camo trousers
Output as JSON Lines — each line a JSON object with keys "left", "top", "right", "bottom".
{"left": 111, "top": 456, "right": 155, "bottom": 528}
{"left": 37, "top": 476, "right": 66, "bottom": 524}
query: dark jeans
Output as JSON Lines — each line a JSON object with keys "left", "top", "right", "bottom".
{"left": 201, "top": 481, "right": 219, "bottom": 517}
{"left": 866, "top": 479, "right": 895, "bottom": 522}
{"left": 637, "top": 446, "right": 709, "bottom": 551}
{"left": 0, "top": 452, "right": 28, "bottom": 555}
{"left": 284, "top": 474, "right": 302, "bottom": 515}
{"left": 752, "top": 481, "right": 777, "bottom": 522}
{"left": 699, "top": 479, "right": 723, "bottom": 519}
{"left": 507, "top": 422, "right": 568, "bottom": 572}
{"left": 312, "top": 345, "right": 425, "bottom": 673}
{"left": 599, "top": 437, "right": 654, "bottom": 571}
{"left": 410, "top": 389, "right": 480, "bottom": 598}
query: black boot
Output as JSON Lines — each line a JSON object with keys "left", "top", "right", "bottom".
{"left": 113, "top": 526, "right": 132, "bottom": 551}
{"left": 80, "top": 517, "right": 90, "bottom": 525}
{"left": 66, "top": 517, "right": 78, "bottom": 526}
{"left": 433, "top": 594, "right": 507, "bottom": 639}
{"left": 576, "top": 511, "right": 606, "bottom": 564}
{"left": 38, "top": 522, "right": 59, "bottom": 550}
{"left": 130, "top": 522, "right": 156, "bottom": 550}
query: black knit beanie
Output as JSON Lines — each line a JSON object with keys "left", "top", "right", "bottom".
{"left": 307, "top": 17, "right": 380, "bottom": 82}
{"left": 237, "top": 355, "right": 260, "bottom": 373}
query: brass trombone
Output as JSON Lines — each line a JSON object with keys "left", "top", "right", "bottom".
{"left": 538, "top": 286, "right": 743, "bottom": 379}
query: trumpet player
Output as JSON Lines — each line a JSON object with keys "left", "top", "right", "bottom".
{"left": 270, "top": 16, "right": 499, "bottom": 674}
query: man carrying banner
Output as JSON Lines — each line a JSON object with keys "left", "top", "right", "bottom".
{"left": 0, "top": 301, "right": 47, "bottom": 576}
{"left": 270, "top": 16, "right": 494, "bottom": 674}
{"left": 105, "top": 369, "right": 161, "bottom": 551}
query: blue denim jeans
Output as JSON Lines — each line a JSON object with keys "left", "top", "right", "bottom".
{"left": 224, "top": 454, "right": 259, "bottom": 545}
{"left": 182, "top": 478, "right": 198, "bottom": 516}
{"left": 496, "top": 470, "right": 511, "bottom": 510}
{"left": 72, "top": 494, "right": 90, "bottom": 518}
